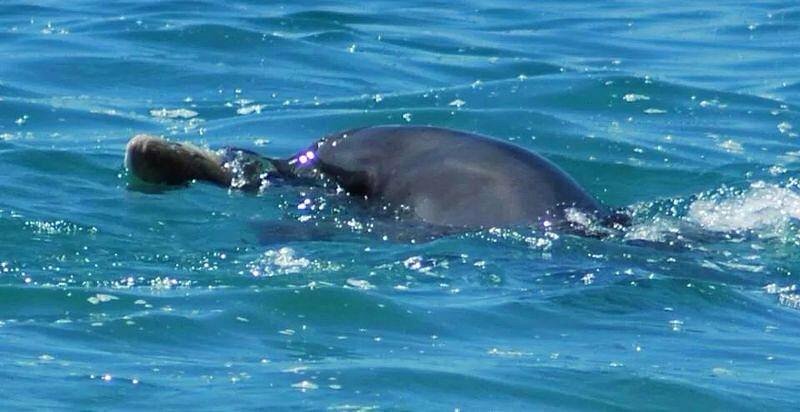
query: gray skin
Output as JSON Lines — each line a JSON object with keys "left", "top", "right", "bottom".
{"left": 125, "top": 125, "right": 608, "bottom": 229}
{"left": 283, "top": 126, "right": 605, "bottom": 228}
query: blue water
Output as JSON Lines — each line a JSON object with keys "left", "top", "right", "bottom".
{"left": 2, "top": 0, "right": 800, "bottom": 409}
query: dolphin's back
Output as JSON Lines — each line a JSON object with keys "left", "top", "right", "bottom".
{"left": 303, "top": 126, "right": 604, "bottom": 228}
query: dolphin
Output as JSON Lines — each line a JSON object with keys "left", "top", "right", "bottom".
{"left": 125, "top": 125, "right": 618, "bottom": 230}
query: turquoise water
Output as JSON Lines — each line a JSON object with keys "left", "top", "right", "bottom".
{"left": 2, "top": 0, "right": 800, "bottom": 409}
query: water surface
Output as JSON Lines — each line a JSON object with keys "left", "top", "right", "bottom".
{"left": 1, "top": 0, "right": 800, "bottom": 410}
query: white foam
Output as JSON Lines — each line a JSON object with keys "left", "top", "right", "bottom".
{"left": 764, "top": 283, "right": 800, "bottom": 310}
{"left": 247, "top": 247, "right": 310, "bottom": 277}
{"left": 623, "top": 217, "right": 680, "bottom": 242}
{"left": 687, "top": 182, "right": 800, "bottom": 233}
{"left": 236, "top": 104, "right": 265, "bottom": 115}
{"left": 87, "top": 293, "right": 118, "bottom": 305}
{"left": 149, "top": 108, "right": 198, "bottom": 119}
{"left": 717, "top": 139, "right": 743, "bottom": 154}
{"left": 345, "top": 278, "right": 375, "bottom": 290}
{"left": 622, "top": 93, "right": 649, "bottom": 102}
{"left": 448, "top": 99, "right": 466, "bottom": 108}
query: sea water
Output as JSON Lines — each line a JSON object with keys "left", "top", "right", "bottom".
{"left": 1, "top": 1, "right": 799, "bottom": 410}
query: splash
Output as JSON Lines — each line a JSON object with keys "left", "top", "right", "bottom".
{"left": 236, "top": 104, "right": 266, "bottom": 115}
{"left": 247, "top": 247, "right": 311, "bottom": 277}
{"left": 623, "top": 217, "right": 682, "bottom": 243}
{"left": 687, "top": 182, "right": 800, "bottom": 234}
{"left": 220, "top": 149, "right": 271, "bottom": 192}
{"left": 764, "top": 283, "right": 800, "bottom": 310}
{"left": 622, "top": 93, "right": 649, "bottom": 102}
{"left": 24, "top": 219, "right": 98, "bottom": 235}
{"left": 149, "top": 108, "right": 198, "bottom": 119}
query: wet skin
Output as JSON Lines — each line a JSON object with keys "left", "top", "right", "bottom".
{"left": 125, "top": 125, "right": 610, "bottom": 229}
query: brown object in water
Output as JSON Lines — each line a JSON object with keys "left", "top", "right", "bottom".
{"left": 124, "top": 134, "right": 231, "bottom": 186}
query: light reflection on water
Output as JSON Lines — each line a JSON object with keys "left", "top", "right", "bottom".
{"left": 0, "top": 0, "right": 799, "bottom": 410}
